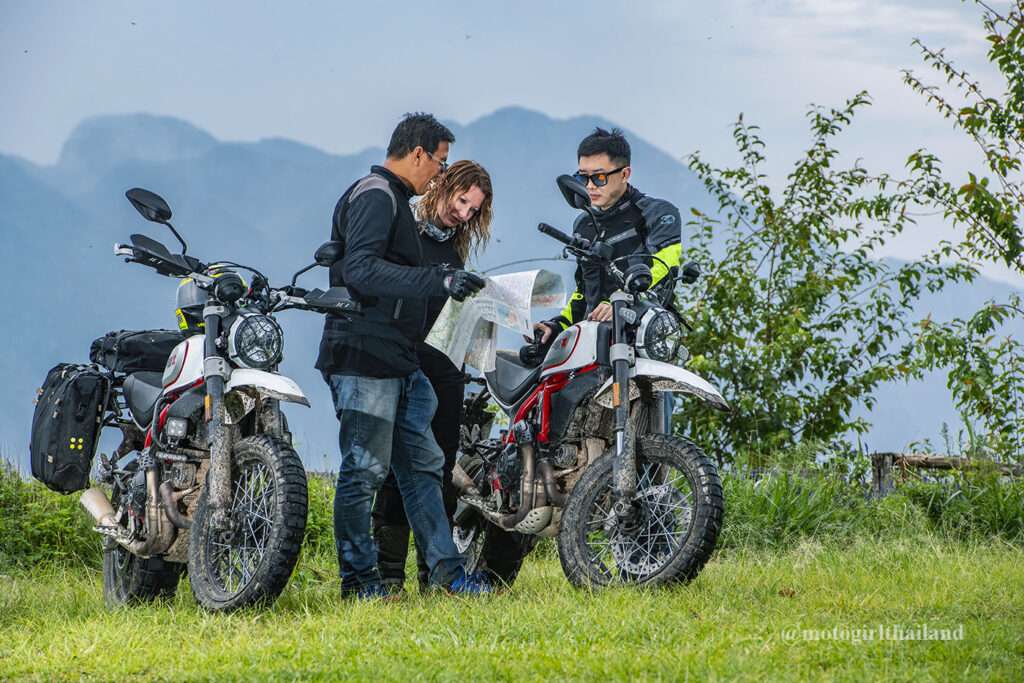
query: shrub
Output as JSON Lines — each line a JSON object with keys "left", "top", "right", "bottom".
{"left": 0, "top": 460, "right": 99, "bottom": 569}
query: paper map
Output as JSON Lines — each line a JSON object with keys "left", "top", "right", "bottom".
{"left": 425, "top": 269, "right": 566, "bottom": 371}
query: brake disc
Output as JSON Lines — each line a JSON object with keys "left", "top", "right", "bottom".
{"left": 608, "top": 484, "right": 692, "bottom": 577}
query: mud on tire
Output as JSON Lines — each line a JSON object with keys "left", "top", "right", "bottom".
{"left": 557, "top": 434, "right": 724, "bottom": 588}
{"left": 454, "top": 520, "right": 536, "bottom": 587}
{"left": 188, "top": 435, "right": 307, "bottom": 612}
{"left": 103, "top": 544, "right": 184, "bottom": 606}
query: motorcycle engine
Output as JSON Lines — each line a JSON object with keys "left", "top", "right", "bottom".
{"left": 548, "top": 444, "right": 579, "bottom": 469}
{"left": 118, "top": 469, "right": 148, "bottom": 531}
{"left": 492, "top": 444, "right": 522, "bottom": 510}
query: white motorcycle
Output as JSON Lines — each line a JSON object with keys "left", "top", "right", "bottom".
{"left": 80, "top": 187, "right": 356, "bottom": 611}
{"left": 454, "top": 175, "right": 729, "bottom": 587}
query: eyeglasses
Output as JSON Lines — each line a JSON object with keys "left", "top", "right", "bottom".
{"left": 574, "top": 166, "right": 627, "bottom": 188}
{"left": 425, "top": 150, "right": 448, "bottom": 173}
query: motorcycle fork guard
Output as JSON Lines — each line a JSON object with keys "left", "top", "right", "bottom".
{"left": 610, "top": 354, "right": 638, "bottom": 521}
{"left": 203, "top": 313, "right": 234, "bottom": 532}
{"left": 208, "top": 399, "right": 234, "bottom": 530}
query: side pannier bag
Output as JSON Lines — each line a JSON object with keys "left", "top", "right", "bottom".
{"left": 30, "top": 364, "right": 110, "bottom": 493}
{"left": 89, "top": 329, "right": 181, "bottom": 374}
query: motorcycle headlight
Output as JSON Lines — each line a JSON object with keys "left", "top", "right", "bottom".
{"left": 636, "top": 308, "right": 685, "bottom": 363}
{"left": 227, "top": 314, "right": 283, "bottom": 369}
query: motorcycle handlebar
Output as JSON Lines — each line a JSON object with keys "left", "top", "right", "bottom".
{"left": 270, "top": 286, "right": 362, "bottom": 316}
{"left": 537, "top": 222, "right": 573, "bottom": 244}
{"left": 114, "top": 242, "right": 197, "bottom": 279}
{"left": 537, "top": 222, "right": 590, "bottom": 250}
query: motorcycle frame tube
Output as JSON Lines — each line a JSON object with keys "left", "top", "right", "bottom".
{"left": 501, "top": 364, "right": 599, "bottom": 446}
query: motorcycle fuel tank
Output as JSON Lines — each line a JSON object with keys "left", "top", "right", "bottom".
{"left": 541, "top": 321, "right": 600, "bottom": 379}
{"left": 162, "top": 335, "right": 205, "bottom": 392}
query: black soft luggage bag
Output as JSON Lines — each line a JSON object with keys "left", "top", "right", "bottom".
{"left": 89, "top": 329, "right": 181, "bottom": 374}
{"left": 30, "top": 364, "right": 110, "bottom": 493}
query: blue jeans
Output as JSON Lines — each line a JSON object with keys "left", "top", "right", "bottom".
{"left": 326, "top": 370, "right": 465, "bottom": 590}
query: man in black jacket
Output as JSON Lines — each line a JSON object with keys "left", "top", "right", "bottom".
{"left": 533, "top": 127, "right": 682, "bottom": 341}
{"left": 316, "top": 113, "right": 489, "bottom": 598}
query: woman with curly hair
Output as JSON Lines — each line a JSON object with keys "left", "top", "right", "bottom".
{"left": 368, "top": 160, "right": 532, "bottom": 593}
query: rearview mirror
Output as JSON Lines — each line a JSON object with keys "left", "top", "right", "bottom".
{"left": 680, "top": 262, "right": 701, "bottom": 284}
{"left": 556, "top": 174, "right": 592, "bottom": 210}
{"left": 126, "top": 188, "right": 172, "bottom": 223}
{"left": 290, "top": 240, "right": 346, "bottom": 289}
{"left": 314, "top": 241, "right": 344, "bottom": 267}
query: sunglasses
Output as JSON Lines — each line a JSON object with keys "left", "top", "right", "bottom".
{"left": 425, "top": 150, "right": 448, "bottom": 173}
{"left": 574, "top": 166, "right": 627, "bottom": 188}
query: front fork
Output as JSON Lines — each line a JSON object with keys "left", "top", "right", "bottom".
{"left": 609, "top": 293, "right": 637, "bottom": 523}
{"left": 203, "top": 307, "right": 234, "bottom": 530}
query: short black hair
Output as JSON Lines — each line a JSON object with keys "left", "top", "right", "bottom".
{"left": 386, "top": 112, "right": 456, "bottom": 159}
{"left": 577, "top": 127, "right": 631, "bottom": 166}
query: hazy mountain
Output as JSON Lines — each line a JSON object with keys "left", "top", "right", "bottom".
{"left": 0, "top": 108, "right": 1018, "bottom": 470}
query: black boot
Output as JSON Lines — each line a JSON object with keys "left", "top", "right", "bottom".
{"left": 372, "top": 470, "right": 412, "bottom": 592}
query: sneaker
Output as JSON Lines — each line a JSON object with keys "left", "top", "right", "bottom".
{"left": 446, "top": 568, "right": 493, "bottom": 596}
{"left": 346, "top": 582, "right": 403, "bottom": 602}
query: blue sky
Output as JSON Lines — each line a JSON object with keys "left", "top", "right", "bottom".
{"left": 2, "top": 0, "right": 1018, "bottom": 282}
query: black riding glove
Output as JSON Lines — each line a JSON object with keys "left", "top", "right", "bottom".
{"left": 442, "top": 269, "right": 486, "bottom": 302}
{"left": 519, "top": 324, "right": 558, "bottom": 366}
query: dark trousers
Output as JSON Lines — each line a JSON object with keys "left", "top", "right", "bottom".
{"left": 372, "top": 344, "right": 533, "bottom": 589}
{"left": 327, "top": 368, "right": 464, "bottom": 592}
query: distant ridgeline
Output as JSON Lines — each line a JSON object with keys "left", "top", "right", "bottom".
{"left": 0, "top": 109, "right": 1018, "bottom": 469}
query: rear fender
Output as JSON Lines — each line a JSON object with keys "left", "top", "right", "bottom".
{"left": 593, "top": 358, "right": 730, "bottom": 412}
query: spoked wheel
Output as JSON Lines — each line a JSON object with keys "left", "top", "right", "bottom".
{"left": 453, "top": 448, "right": 537, "bottom": 587}
{"left": 188, "top": 435, "right": 307, "bottom": 612}
{"left": 453, "top": 520, "right": 486, "bottom": 572}
{"left": 452, "top": 514, "right": 537, "bottom": 587}
{"left": 102, "top": 482, "right": 184, "bottom": 607}
{"left": 557, "top": 434, "right": 723, "bottom": 587}
{"left": 102, "top": 541, "right": 184, "bottom": 607}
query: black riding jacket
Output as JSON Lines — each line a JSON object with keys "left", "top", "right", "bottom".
{"left": 550, "top": 185, "right": 682, "bottom": 329}
{"left": 315, "top": 166, "right": 448, "bottom": 378}
{"left": 417, "top": 220, "right": 464, "bottom": 330}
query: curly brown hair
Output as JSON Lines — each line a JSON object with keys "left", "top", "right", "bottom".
{"left": 415, "top": 159, "right": 493, "bottom": 262}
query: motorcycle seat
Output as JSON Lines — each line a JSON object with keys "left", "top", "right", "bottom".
{"left": 123, "top": 371, "right": 164, "bottom": 428}
{"left": 486, "top": 350, "right": 542, "bottom": 407}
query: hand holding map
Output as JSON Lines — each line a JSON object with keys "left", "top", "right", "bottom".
{"left": 425, "top": 269, "right": 566, "bottom": 371}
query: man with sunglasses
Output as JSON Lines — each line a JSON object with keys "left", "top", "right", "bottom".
{"left": 533, "top": 127, "right": 682, "bottom": 341}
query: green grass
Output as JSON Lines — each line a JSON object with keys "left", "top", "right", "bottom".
{"left": 3, "top": 459, "right": 1022, "bottom": 680}
{"left": 1, "top": 536, "right": 1022, "bottom": 681}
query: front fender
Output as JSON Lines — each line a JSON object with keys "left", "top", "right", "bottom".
{"left": 225, "top": 368, "right": 310, "bottom": 407}
{"left": 593, "top": 358, "right": 730, "bottom": 412}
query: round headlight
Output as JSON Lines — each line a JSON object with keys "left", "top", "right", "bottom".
{"left": 228, "top": 314, "right": 283, "bottom": 369}
{"left": 637, "top": 308, "right": 683, "bottom": 362}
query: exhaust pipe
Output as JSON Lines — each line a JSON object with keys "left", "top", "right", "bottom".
{"left": 80, "top": 487, "right": 117, "bottom": 527}
{"left": 79, "top": 470, "right": 177, "bottom": 556}
{"left": 498, "top": 443, "right": 547, "bottom": 530}
{"left": 450, "top": 462, "right": 481, "bottom": 496}
{"left": 537, "top": 460, "right": 567, "bottom": 507}
{"left": 159, "top": 480, "right": 195, "bottom": 529}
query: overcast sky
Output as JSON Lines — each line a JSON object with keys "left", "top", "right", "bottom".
{"left": 2, "top": 0, "right": 1019, "bottom": 283}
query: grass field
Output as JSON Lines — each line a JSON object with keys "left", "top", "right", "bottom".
{"left": 2, "top": 535, "right": 1022, "bottom": 681}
